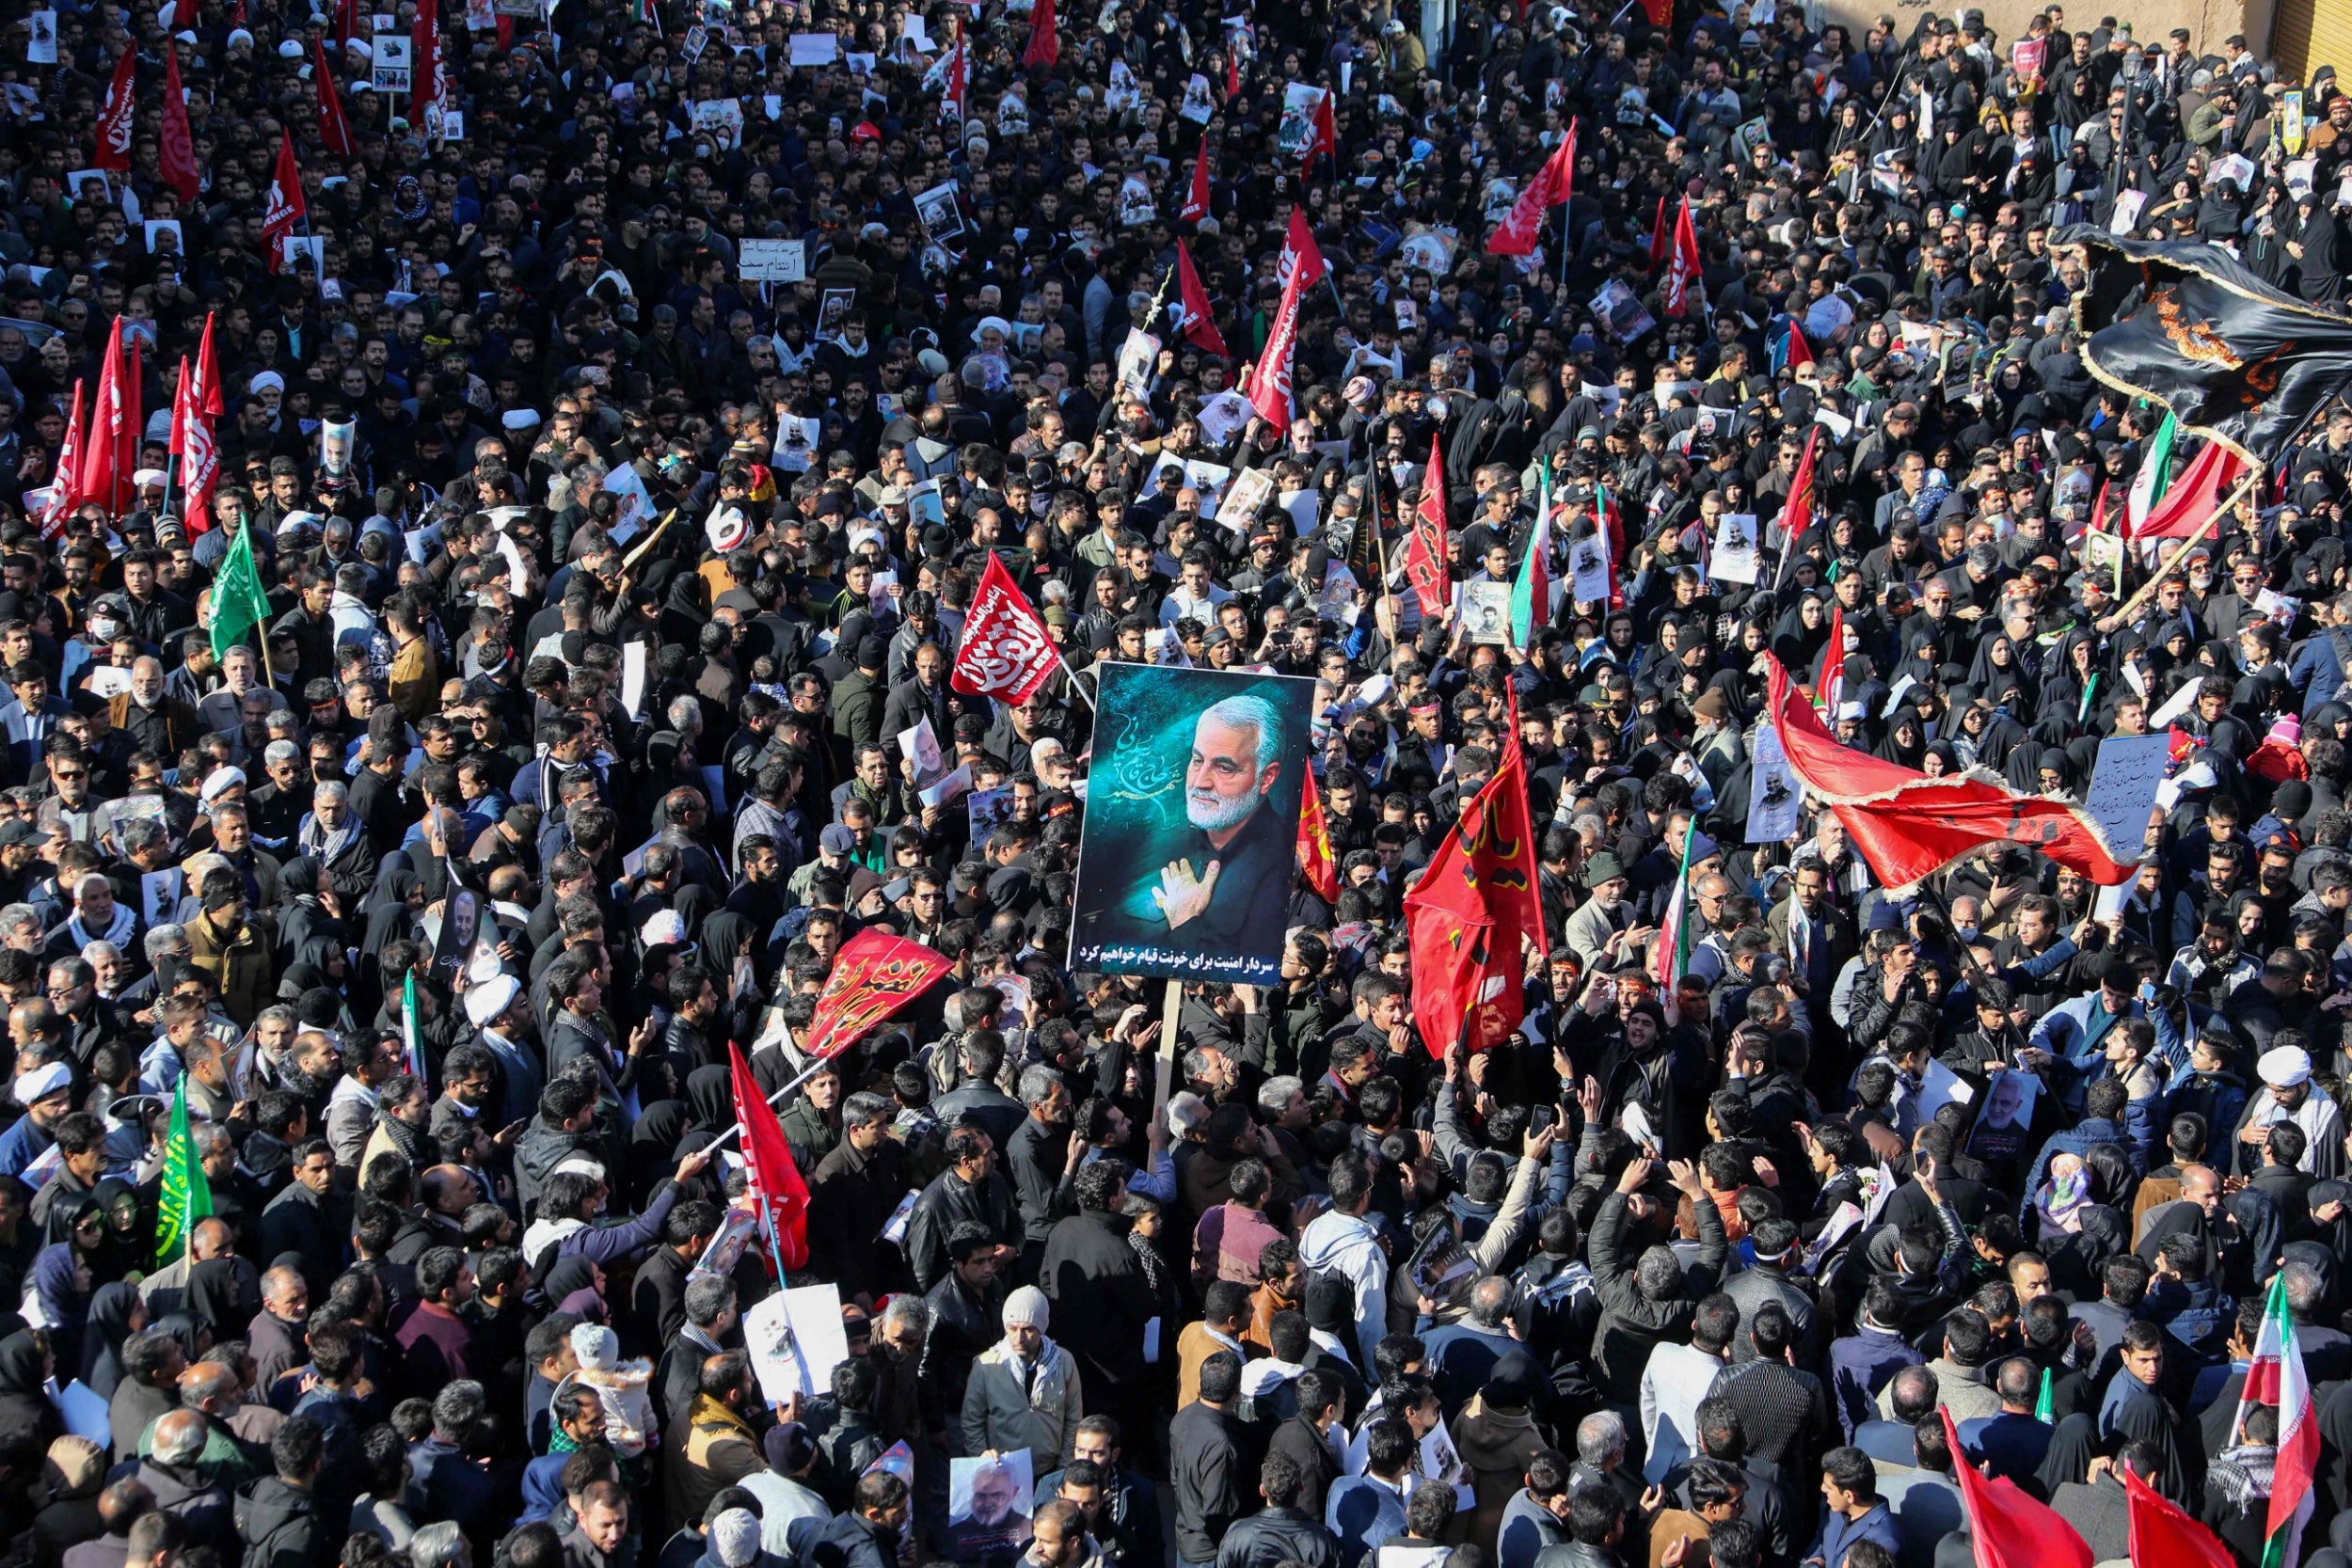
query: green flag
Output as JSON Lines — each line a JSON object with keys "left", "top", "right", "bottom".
{"left": 154, "top": 1076, "right": 214, "bottom": 1268}
{"left": 208, "top": 521, "right": 272, "bottom": 663}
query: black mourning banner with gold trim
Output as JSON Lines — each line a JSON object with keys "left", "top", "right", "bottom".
{"left": 2057, "top": 225, "right": 2352, "bottom": 467}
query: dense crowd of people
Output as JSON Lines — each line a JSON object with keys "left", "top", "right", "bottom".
{"left": 3, "top": 5, "right": 2352, "bottom": 1568}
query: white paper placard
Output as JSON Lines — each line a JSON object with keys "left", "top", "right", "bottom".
{"left": 738, "top": 239, "right": 806, "bottom": 282}
{"left": 621, "top": 641, "right": 647, "bottom": 719}
{"left": 743, "top": 1282, "right": 850, "bottom": 1403}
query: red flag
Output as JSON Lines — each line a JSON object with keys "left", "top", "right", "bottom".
{"left": 159, "top": 46, "right": 199, "bottom": 203}
{"left": 262, "top": 134, "right": 307, "bottom": 272}
{"left": 1172, "top": 240, "right": 1227, "bottom": 356}
{"left": 1773, "top": 425, "right": 1819, "bottom": 569}
{"left": 169, "top": 357, "right": 193, "bottom": 459}
{"left": 412, "top": 0, "right": 441, "bottom": 124}
{"left": 78, "top": 326, "right": 124, "bottom": 516}
{"left": 802, "top": 927, "right": 956, "bottom": 1061}
{"left": 338, "top": 0, "right": 358, "bottom": 47}
{"left": 1404, "top": 522, "right": 1451, "bottom": 617}
{"left": 1245, "top": 255, "right": 1305, "bottom": 435}
{"left": 1304, "top": 88, "right": 1336, "bottom": 176}
{"left": 1417, "top": 430, "right": 1449, "bottom": 546}
{"left": 1402, "top": 740, "right": 1546, "bottom": 1053}
{"left": 727, "top": 1043, "right": 809, "bottom": 1272}
{"left": 40, "top": 381, "right": 84, "bottom": 542}
{"left": 2131, "top": 438, "right": 2251, "bottom": 540}
{"left": 1225, "top": 50, "right": 1240, "bottom": 100}
{"left": 1943, "top": 1410, "right": 2092, "bottom": 1568}
{"left": 316, "top": 40, "right": 357, "bottom": 156}
{"left": 1466, "top": 736, "right": 1547, "bottom": 957}
{"left": 2123, "top": 1467, "right": 2232, "bottom": 1568}
{"left": 1639, "top": 0, "right": 1672, "bottom": 26}
{"left": 1279, "top": 207, "right": 1327, "bottom": 293}
{"left": 950, "top": 553, "right": 1063, "bottom": 705}
{"left": 1663, "top": 197, "right": 1702, "bottom": 318}
{"left": 177, "top": 323, "right": 222, "bottom": 536}
{"left": 1784, "top": 319, "right": 1814, "bottom": 372}
{"left": 1297, "top": 766, "right": 1341, "bottom": 904}
{"left": 194, "top": 311, "right": 225, "bottom": 419}
{"left": 1182, "top": 147, "right": 1212, "bottom": 223}
{"left": 1487, "top": 120, "right": 1576, "bottom": 256}
{"left": 942, "top": 26, "right": 968, "bottom": 122}
{"left": 117, "top": 332, "right": 141, "bottom": 497}
{"left": 1023, "top": 0, "right": 1058, "bottom": 70}
{"left": 1646, "top": 196, "right": 1670, "bottom": 271}
{"left": 94, "top": 50, "right": 136, "bottom": 173}
{"left": 1766, "top": 657, "right": 2138, "bottom": 885}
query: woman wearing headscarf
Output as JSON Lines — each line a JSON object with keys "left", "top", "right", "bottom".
{"left": 29, "top": 1246, "right": 88, "bottom": 1377}
{"left": 1874, "top": 709, "right": 1929, "bottom": 770}
{"left": 540, "top": 1256, "right": 607, "bottom": 1322}
{"left": 2290, "top": 190, "right": 2345, "bottom": 306}
{"left": 183, "top": 1257, "right": 262, "bottom": 1344}
{"left": 354, "top": 868, "right": 423, "bottom": 1021}
{"left": 86, "top": 1180, "right": 142, "bottom": 1285}
{"left": 0, "top": 1331, "right": 58, "bottom": 1451}
{"left": 80, "top": 1283, "right": 143, "bottom": 1402}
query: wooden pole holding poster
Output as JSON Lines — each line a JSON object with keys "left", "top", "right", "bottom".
{"left": 1155, "top": 977, "right": 1182, "bottom": 1113}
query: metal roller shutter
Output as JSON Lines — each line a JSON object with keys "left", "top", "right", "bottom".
{"left": 2273, "top": 0, "right": 2352, "bottom": 94}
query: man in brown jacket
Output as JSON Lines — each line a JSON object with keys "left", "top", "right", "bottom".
{"left": 183, "top": 869, "right": 274, "bottom": 1025}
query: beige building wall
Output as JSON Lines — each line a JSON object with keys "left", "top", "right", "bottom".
{"left": 1810, "top": 0, "right": 2270, "bottom": 62}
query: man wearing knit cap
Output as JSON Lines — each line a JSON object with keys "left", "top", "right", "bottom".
{"left": 961, "top": 1285, "right": 1083, "bottom": 1471}
{"left": 2232, "top": 1044, "right": 2348, "bottom": 1180}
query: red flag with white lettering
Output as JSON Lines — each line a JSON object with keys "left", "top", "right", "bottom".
{"left": 1664, "top": 197, "right": 1703, "bottom": 318}
{"left": 950, "top": 552, "right": 1062, "bottom": 705}
{"left": 94, "top": 50, "right": 135, "bottom": 173}
{"left": 1182, "top": 147, "right": 1212, "bottom": 223}
{"left": 1486, "top": 121, "right": 1576, "bottom": 257}
{"left": 1245, "top": 260, "right": 1305, "bottom": 434}
{"left": 40, "top": 382, "right": 84, "bottom": 541}
{"left": 262, "top": 134, "right": 307, "bottom": 272}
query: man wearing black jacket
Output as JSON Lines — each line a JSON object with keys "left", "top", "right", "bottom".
{"left": 1214, "top": 1451, "right": 1342, "bottom": 1568}
{"left": 1171, "top": 1352, "right": 1247, "bottom": 1568}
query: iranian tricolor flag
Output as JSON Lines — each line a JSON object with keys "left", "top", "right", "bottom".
{"left": 1814, "top": 603, "right": 1846, "bottom": 717}
{"left": 2230, "top": 1269, "right": 2317, "bottom": 1568}
{"left": 2126, "top": 410, "right": 2178, "bottom": 532}
{"left": 402, "top": 971, "right": 425, "bottom": 1080}
{"left": 1652, "top": 818, "right": 1699, "bottom": 986}
{"left": 1509, "top": 465, "right": 1552, "bottom": 647}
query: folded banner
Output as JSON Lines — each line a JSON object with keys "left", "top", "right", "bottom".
{"left": 1763, "top": 656, "right": 2137, "bottom": 886}
{"left": 803, "top": 927, "right": 956, "bottom": 1060}
{"left": 2059, "top": 226, "right": 2352, "bottom": 467}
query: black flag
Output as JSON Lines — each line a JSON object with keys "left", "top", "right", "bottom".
{"left": 2059, "top": 225, "right": 2352, "bottom": 466}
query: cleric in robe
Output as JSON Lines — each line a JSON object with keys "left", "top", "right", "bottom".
{"left": 1070, "top": 676, "right": 1308, "bottom": 984}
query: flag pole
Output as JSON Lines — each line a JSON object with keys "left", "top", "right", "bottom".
{"left": 2105, "top": 469, "right": 2260, "bottom": 626}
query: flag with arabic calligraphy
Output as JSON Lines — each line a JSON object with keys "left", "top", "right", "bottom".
{"left": 802, "top": 928, "right": 954, "bottom": 1061}
{"left": 2061, "top": 226, "right": 2352, "bottom": 468}
{"left": 1403, "top": 736, "right": 1547, "bottom": 1054}
{"left": 950, "top": 553, "right": 1061, "bottom": 705}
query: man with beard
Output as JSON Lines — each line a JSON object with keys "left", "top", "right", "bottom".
{"left": 808, "top": 1092, "right": 915, "bottom": 1308}
{"left": 1085, "top": 695, "right": 1291, "bottom": 956}
{"left": 2230, "top": 1043, "right": 2348, "bottom": 1180}
{"left": 183, "top": 869, "right": 273, "bottom": 1025}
